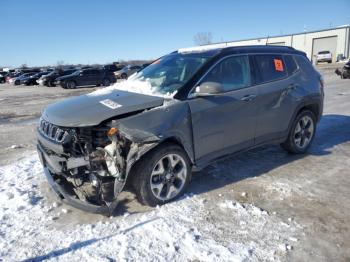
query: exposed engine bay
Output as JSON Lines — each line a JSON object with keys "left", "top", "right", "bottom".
{"left": 37, "top": 118, "right": 157, "bottom": 214}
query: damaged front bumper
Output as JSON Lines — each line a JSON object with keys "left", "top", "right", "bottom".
{"left": 37, "top": 142, "right": 118, "bottom": 215}
{"left": 36, "top": 120, "right": 158, "bottom": 215}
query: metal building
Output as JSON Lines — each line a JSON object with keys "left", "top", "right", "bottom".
{"left": 195, "top": 25, "right": 350, "bottom": 63}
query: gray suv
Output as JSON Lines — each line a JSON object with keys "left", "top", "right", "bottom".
{"left": 37, "top": 46, "right": 324, "bottom": 214}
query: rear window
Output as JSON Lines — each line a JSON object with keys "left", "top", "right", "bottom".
{"left": 284, "top": 55, "right": 298, "bottom": 75}
{"left": 254, "top": 54, "right": 287, "bottom": 84}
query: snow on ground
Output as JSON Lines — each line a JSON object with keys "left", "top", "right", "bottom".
{"left": 0, "top": 154, "right": 299, "bottom": 261}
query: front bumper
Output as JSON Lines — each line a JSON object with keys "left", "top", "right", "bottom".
{"left": 37, "top": 140, "right": 118, "bottom": 215}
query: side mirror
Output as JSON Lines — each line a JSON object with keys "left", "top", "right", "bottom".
{"left": 193, "top": 82, "right": 224, "bottom": 97}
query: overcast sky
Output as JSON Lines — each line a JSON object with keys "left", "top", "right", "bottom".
{"left": 0, "top": 0, "right": 349, "bottom": 67}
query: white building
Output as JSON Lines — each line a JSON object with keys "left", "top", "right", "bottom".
{"left": 196, "top": 25, "right": 350, "bottom": 63}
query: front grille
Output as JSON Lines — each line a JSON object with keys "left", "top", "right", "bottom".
{"left": 38, "top": 118, "right": 68, "bottom": 143}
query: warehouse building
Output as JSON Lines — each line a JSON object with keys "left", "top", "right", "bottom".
{"left": 192, "top": 25, "right": 350, "bottom": 63}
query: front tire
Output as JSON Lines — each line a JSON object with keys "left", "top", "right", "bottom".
{"left": 102, "top": 78, "right": 111, "bottom": 86}
{"left": 132, "top": 143, "right": 191, "bottom": 206}
{"left": 281, "top": 110, "right": 316, "bottom": 154}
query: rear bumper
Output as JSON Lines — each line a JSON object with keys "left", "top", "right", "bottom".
{"left": 317, "top": 58, "right": 332, "bottom": 63}
{"left": 37, "top": 142, "right": 116, "bottom": 215}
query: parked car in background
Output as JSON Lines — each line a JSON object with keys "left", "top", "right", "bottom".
{"left": 0, "top": 71, "right": 9, "bottom": 83}
{"left": 54, "top": 68, "right": 116, "bottom": 89}
{"left": 11, "top": 72, "right": 37, "bottom": 85}
{"left": 37, "top": 45, "right": 324, "bottom": 214}
{"left": 141, "top": 63, "right": 151, "bottom": 70}
{"left": 316, "top": 51, "right": 332, "bottom": 64}
{"left": 103, "top": 64, "right": 119, "bottom": 72}
{"left": 21, "top": 71, "right": 51, "bottom": 85}
{"left": 6, "top": 72, "right": 21, "bottom": 83}
{"left": 335, "top": 60, "right": 350, "bottom": 79}
{"left": 114, "top": 65, "right": 142, "bottom": 79}
{"left": 38, "top": 69, "right": 77, "bottom": 87}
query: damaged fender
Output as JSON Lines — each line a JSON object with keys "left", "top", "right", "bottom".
{"left": 108, "top": 100, "right": 195, "bottom": 197}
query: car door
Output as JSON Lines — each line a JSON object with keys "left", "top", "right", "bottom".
{"left": 188, "top": 55, "right": 259, "bottom": 163}
{"left": 253, "top": 54, "right": 300, "bottom": 144}
{"left": 81, "top": 69, "right": 97, "bottom": 86}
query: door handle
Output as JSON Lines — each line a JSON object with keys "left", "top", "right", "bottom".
{"left": 240, "top": 94, "right": 257, "bottom": 102}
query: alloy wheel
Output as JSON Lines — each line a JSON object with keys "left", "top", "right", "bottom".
{"left": 294, "top": 115, "right": 314, "bottom": 149}
{"left": 150, "top": 153, "right": 187, "bottom": 201}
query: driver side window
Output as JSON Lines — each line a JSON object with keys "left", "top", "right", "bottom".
{"left": 201, "top": 55, "right": 251, "bottom": 92}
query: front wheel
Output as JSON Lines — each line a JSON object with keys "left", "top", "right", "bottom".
{"left": 281, "top": 110, "right": 316, "bottom": 154}
{"left": 102, "top": 78, "right": 111, "bottom": 86}
{"left": 132, "top": 143, "right": 191, "bottom": 206}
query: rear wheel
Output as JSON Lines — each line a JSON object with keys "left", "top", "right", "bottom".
{"left": 132, "top": 143, "right": 191, "bottom": 206}
{"left": 281, "top": 110, "right": 316, "bottom": 154}
{"left": 121, "top": 73, "right": 127, "bottom": 80}
{"left": 66, "top": 81, "right": 76, "bottom": 89}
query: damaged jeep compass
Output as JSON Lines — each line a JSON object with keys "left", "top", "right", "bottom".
{"left": 37, "top": 45, "right": 324, "bottom": 214}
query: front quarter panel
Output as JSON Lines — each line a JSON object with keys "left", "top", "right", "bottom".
{"left": 114, "top": 100, "right": 195, "bottom": 163}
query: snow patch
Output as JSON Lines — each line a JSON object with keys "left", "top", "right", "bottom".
{"left": 88, "top": 79, "right": 176, "bottom": 98}
{"left": 0, "top": 156, "right": 301, "bottom": 261}
{"left": 0, "top": 156, "right": 251, "bottom": 261}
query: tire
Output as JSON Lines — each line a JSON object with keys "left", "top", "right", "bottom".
{"left": 121, "top": 73, "right": 127, "bottom": 80}
{"left": 102, "top": 78, "right": 111, "bottom": 86}
{"left": 281, "top": 110, "right": 316, "bottom": 154}
{"left": 132, "top": 143, "right": 191, "bottom": 206}
{"left": 66, "top": 81, "right": 76, "bottom": 89}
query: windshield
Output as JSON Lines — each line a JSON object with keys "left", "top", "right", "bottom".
{"left": 128, "top": 52, "right": 215, "bottom": 95}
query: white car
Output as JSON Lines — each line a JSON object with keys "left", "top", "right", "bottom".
{"left": 316, "top": 51, "right": 332, "bottom": 64}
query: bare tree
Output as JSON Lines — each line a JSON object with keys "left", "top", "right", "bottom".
{"left": 20, "top": 63, "right": 28, "bottom": 69}
{"left": 193, "top": 32, "right": 213, "bottom": 46}
{"left": 56, "top": 60, "right": 65, "bottom": 70}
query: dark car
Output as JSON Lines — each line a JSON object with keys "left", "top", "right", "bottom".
{"left": 21, "top": 71, "right": 51, "bottom": 85}
{"left": 37, "top": 45, "right": 324, "bottom": 214}
{"left": 335, "top": 60, "right": 350, "bottom": 79}
{"left": 38, "top": 69, "right": 77, "bottom": 87}
{"left": 103, "top": 64, "right": 119, "bottom": 72}
{"left": 54, "top": 68, "right": 116, "bottom": 89}
{"left": 0, "top": 71, "right": 9, "bottom": 83}
{"left": 11, "top": 72, "right": 37, "bottom": 85}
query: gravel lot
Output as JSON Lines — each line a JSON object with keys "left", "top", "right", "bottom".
{"left": 0, "top": 65, "right": 349, "bottom": 261}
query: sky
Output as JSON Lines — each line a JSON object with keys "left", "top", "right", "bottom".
{"left": 0, "top": 0, "right": 349, "bottom": 67}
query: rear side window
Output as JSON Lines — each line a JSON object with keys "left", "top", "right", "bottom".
{"left": 294, "top": 55, "right": 316, "bottom": 76}
{"left": 284, "top": 55, "right": 298, "bottom": 75}
{"left": 254, "top": 54, "right": 287, "bottom": 84}
{"left": 201, "top": 55, "right": 251, "bottom": 92}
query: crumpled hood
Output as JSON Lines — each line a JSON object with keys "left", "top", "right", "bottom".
{"left": 42, "top": 89, "right": 164, "bottom": 127}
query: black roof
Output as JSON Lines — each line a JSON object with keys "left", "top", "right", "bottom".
{"left": 177, "top": 45, "right": 306, "bottom": 56}
{"left": 222, "top": 45, "right": 305, "bottom": 55}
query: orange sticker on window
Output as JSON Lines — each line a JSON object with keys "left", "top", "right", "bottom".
{"left": 274, "top": 59, "right": 284, "bottom": 72}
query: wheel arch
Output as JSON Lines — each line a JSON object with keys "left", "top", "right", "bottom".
{"left": 124, "top": 136, "right": 193, "bottom": 190}
{"left": 286, "top": 99, "right": 322, "bottom": 139}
